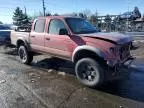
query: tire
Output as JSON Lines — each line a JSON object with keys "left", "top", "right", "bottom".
{"left": 18, "top": 45, "right": 33, "bottom": 65}
{"left": 75, "top": 58, "right": 104, "bottom": 88}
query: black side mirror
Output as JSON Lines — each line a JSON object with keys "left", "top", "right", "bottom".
{"left": 59, "top": 28, "right": 69, "bottom": 35}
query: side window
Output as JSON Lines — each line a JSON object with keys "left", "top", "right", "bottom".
{"left": 48, "top": 19, "right": 67, "bottom": 35}
{"left": 34, "top": 19, "right": 45, "bottom": 33}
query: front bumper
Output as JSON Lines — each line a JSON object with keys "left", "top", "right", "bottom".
{"left": 120, "top": 56, "right": 135, "bottom": 68}
{"left": 107, "top": 55, "right": 135, "bottom": 67}
{"left": 105, "top": 56, "right": 135, "bottom": 81}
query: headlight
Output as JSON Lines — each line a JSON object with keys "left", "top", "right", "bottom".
{"left": 110, "top": 46, "right": 119, "bottom": 55}
{"left": 110, "top": 47, "right": 116, "bottom": 53}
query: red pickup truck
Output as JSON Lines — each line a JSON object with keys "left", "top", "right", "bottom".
{"left": 11, "top": 16, "right": 134, "bottom": 87}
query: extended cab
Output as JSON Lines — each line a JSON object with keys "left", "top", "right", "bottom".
{"left": 11, "top": 16, "right": 134, "bottom": 87}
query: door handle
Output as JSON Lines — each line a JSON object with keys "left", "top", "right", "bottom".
{"left": 31, "top": 36, "right": 35, "bottom": 37}
{"left": 45, "top": 37, "right": 50, "bottom": 40}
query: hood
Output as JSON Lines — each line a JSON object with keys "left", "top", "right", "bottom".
{"left": 79, "top": 32, "right": 133, "bottom": 44}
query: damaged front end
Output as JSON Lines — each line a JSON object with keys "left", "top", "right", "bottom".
{"left": 105, "top": 42, "right": 136, "bottom": 81}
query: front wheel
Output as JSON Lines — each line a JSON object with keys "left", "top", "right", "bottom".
{"left": 75, "top": 58, "right": 104, "bottom": 88}
{"left": 18, "top": 45, "right": 33, "bottom": 65}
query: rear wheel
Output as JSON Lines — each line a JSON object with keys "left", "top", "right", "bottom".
{"left": 75, "top": 58, "right": 104, "bottom": 87}
{"left": 18, "top": 45, "right": 33, "bottom": 65}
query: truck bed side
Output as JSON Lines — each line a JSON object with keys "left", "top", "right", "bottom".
{"left": 10, "top": 30, "right": 30, "bottom": 46}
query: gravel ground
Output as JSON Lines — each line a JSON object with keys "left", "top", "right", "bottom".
{"left": 0, "top": 37, "right": 144, "bottom": 108}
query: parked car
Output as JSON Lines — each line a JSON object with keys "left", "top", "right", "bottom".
{"left": 0, "top": 24, "right": 11, "bottom": 45}
{"left": 11, "top": 16, "right": 134, "bottom": 87}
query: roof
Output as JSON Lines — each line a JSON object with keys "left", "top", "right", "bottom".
{"left": 38, "top": 15, "right": 81, "bottom": 19}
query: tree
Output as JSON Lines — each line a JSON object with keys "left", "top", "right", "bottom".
{"left": 113, "top": 16, "right": 121, "bottom": 31}
{"left": 142, "top": 14, "right": 144, "bottom": 20}
{"left": 78, "top": 9, "right": 91, "bottom": 19}
{"left": 30, "top": 11, "right": 43, "bottom": 21}
{"left": 13, "top": 7, "right": 24, "bottom": 26}
{"left": 72, "top": 12, "right": 77, "bottom": 16}
{"left": 90, "top": 15, "right": 98, "bottom": 26}
{"left": 39, "top": 11, "right": 43, "bottom": 16}
{"left": 13, "top": 7, "right": 30, "bottom": 26}
{"left": 0, "top": 21, "right": 2, "bottom": 24}
{"left": 79, "top": 13, "right": 84, "bottom": 18}
{"left": 104, "top": 14, "right": 112, "bottom": 32}
{"left": 82, "top": 9, "right": 91, "bottom": 18}
{"left": 22, "top": 14, "right": 31, "bottom": 26}
{"left": 46, "top": 12, "right": 51, "bottom": 16}
{"left": 104, "top": 14, "right": 111, "bottom": 23}
{"left": 133, "top": 6, "right": 141, "bottom": 19}
{"left": 79, "top": 13, "right": 87, "bottom": 19}
{"left": 53, "top": 13, "right": 59, "bottom": 16}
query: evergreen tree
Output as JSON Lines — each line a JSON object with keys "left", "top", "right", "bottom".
{"left": 13, "top": 7, "right": 30, "bottom": 26}
{"left": 0, "top": 21, "right": 2, "bottom": 24}
{"left": 13, "top": 7, "right": 24, "bottom": 26}
{"left": 22, "top": 14, "right": 31, "bottom": 26}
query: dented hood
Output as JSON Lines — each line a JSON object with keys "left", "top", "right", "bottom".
{"left": 79, "top": 32, "right": 133, "bottom": 44}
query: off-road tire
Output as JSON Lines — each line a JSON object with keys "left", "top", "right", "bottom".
{"left": 18, "top": 45, "right": 33, "bottom": 65}
{"left": 75, "top": 58, "right": 104, "bottom": 88}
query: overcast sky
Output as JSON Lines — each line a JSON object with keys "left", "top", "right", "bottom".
{"left": 0, "top": 0, "right": 144, "bottom": 23}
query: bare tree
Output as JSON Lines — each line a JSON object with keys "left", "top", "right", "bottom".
{"left": 82, "top": 9, "right": 91, "bottom": 18}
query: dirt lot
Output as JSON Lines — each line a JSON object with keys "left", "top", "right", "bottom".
{"left": 0, "top": 37, "right": 144, "bottom": 108}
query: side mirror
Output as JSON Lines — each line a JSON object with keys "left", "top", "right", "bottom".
{"left": 59, "top": 28, "right": 69, "bottom": 35}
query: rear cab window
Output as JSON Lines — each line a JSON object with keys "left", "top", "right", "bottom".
{"left": 34, "top": 19, "right": 46, "bottom": 33}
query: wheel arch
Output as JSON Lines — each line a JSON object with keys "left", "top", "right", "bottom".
{"left": 72, "top": 45, "right": 106, "bottom": 63}
{"left": 16, "top": 38, "right": 31, "bottom": 51}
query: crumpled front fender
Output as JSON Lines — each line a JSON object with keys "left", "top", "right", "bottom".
{"left": 72, "top": 45, "right": 107, "bottom": 62}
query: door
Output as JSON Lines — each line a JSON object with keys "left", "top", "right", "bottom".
{"left": 44, "top": 19, "right": 74, "bottom": 58}
{"left": 30, "top": 19, "right": 46, "bottom": 52}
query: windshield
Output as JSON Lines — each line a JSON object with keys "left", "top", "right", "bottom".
{"left": 65, "top": 18, "right": 98, "bottom": 34}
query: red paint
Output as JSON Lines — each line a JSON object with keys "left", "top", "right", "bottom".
{"left": 11, "top": 16, "right": 133, "bottom": 64}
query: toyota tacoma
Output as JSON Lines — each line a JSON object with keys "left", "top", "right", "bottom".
{"left": 11, "top": 16, "right": 134, "bottom": 87}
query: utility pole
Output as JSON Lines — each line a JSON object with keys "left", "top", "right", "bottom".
{"left": 42, "top": 0, "right": 46, "bottom": 16}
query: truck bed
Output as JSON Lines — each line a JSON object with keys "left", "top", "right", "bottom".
{"left": 10, "top": 30, "right": 30, "bottom": 46}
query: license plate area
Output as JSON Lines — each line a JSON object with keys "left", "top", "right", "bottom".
{"left": 120, "top": 43, "right": 131, "bottom": 60}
